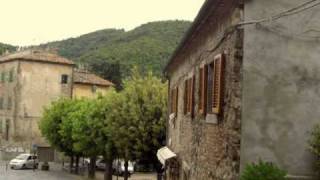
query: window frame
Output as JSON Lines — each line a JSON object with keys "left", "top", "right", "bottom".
{"left": 170, "top": 87, "right": 179, "bottom": 117}
{"left": 7, "top": 97, "right": 12, "bottom": 110}
{"left": 61, "top": 74, "right": 69, "bottom": 84}
{"left": 0, "top": 97, "right": 4, "bottom": 110}
{"left": 211, "top": 54, "right": 225, "bottom": 114}
{"left": 184, "top": 76, "right": 195, "bottom": 117}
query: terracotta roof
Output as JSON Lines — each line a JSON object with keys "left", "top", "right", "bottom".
{"left": 73, "top": 69, "right": 114, "bottom": 86}
{"left": 0, "top": 50, "right": 75, "bottom": 65}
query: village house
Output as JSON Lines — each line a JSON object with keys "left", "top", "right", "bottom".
{"left": 0, "top": 50, "right": 113, "bottom": 160}
{"left": 161, "top": 0, "right": 320, "bottom": 179}
{"left": 73, "top": 69, "right": 113, "bottom": 99}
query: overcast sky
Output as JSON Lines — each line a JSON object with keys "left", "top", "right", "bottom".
{"left": 0, "top": 0, "right": 205, "bottom": 46}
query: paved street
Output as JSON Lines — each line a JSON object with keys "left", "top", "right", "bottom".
{"left": 0, "top": 162, "right": 156, "bottom": 180}
{"left": 0, "top": 162, "right": 83, "bottom": 180}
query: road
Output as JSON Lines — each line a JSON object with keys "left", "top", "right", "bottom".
{"left": 0, "top": 162, "right": 83, "bottom": 180}
{"left": 0, "top": 162, "right": 156, "bottom": 180}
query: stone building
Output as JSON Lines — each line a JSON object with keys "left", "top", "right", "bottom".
{"left": 0, "top": 50, "right": 112, "bottom": 160}
{"left": 162, "top": 0, "right": 320, "bottom": 179}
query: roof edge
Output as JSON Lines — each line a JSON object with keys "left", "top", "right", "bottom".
{"left": 163, "top": 0, "right": 215, "bottom": 75}
{"left": 74, "top": 81, "right": 114, "bottom": 87}
{"left": 0, "top": 58, "right": 76, "bottom": 66}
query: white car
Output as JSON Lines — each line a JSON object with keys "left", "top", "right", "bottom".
{"left": 113, "top": 159, "right": 134, "bottom": 176}
{"left": 9, "top": 154, "right": 39, "bottom": 169}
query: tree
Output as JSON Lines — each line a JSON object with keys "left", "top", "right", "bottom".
{"left": 71, "top": 94, "right": 118, "bottom": 180}
{"left": 93, "top": 91, "right": 120, "bottom": 180}
{"left": 64, "top": 98, "right": 98, "bottom": 178}
{"left": 110, "top": 68, "right": 167, "bottom": 180}
{"left": 88, "top": 60, "right": 123, "bottom": 90}
{"left": 39, "top": 98, "right": 81, "bottom": 172}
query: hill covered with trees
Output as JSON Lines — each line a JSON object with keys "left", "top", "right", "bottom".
{"left": 1, "top": 20, "right": 191, "bottom": 86}
{"left": 39, "top": 20, "right": 191, "bottom": 84}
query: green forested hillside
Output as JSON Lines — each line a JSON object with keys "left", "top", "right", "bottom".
{"left": 1, "top": 20, "right": 191, "bottom": 87}
{"left": 0, "top": 43, "right": 16, "bottom": 55}
{"left": 40, "top": 20, "right": 191, "bottom": 84}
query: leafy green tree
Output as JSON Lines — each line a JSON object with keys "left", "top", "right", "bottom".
{"left": 88, "top": 60, "right": 123, "bottom": 90}
{"left": 39, "top": 98, "right": 81, "bottom": 172}
{"left": 71, "top": 94, "right": 118, "bottom": 180}
{"left": 110, "top": 68, "right": 167, "bottom": 180}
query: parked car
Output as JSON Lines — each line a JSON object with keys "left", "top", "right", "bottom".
{"left": 96, "top": 159, "right": 107, "bottom": 170}
{"left": 112, "top": 159, "right": 134, "bottom": 176}
{"left": 9, "top": 154, "right": 39, "bottom": 169}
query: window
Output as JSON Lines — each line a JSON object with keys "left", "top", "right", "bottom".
{"left": 184, "top": 80, "right": 189, "bottom": 114}
{"left": 199, "top": 53, "right": 225, "bottom": 116}
{"left": 211, "top": 54, "right": 225, "bottom": 114}
{"left": 0, "top": 97, "right": 3, "bottom": 110}
{"left": 184, "top": 76, "right": 195, "bottom": 116}
{"left": 5, "top": 119, "right": 9, "bottom": 141}
{"left": 1, "top": 72, "right": 5, "bottom": 83}
{"left": 61, "top": 74, "right": 68, "bottom": 84}
{"left": 92, "top": 85, "right": 97, "bottom": 93}
{"left": 198, "top": 65, "right": 208, "bottom": 115}
{"left": 207, "top": 54, "right": 225, "bottom": 114}
{"left": 7, "top": 97, "right": 12, "bottom": 110}
{"left": 0, "top": 119, "right": 2, "bottom": 134}
{"left": 9, "top": 69, "right": 14, "bottom": 82}
{"left": 170, "top": 87, "right": 179, "bottom": 116}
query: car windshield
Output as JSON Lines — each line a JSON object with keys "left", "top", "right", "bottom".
{"left": 15, "top": 154, "right": 29, "bottom": 160}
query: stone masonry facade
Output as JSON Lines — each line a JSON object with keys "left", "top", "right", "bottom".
{"left": 165, "top": 1, "right": 243, "bottom": 179}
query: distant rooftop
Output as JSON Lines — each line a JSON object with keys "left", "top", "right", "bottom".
{"left": 0, "top": 50, "right": 75, "bottom": 65}
{"left": 74, "top": 69, "right": 114, "bottom": 87}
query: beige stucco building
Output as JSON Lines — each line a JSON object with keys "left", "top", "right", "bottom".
{"left": 0, "top": 50, "right": 112, "bottom": 160}
{"left": 73, "top": 69, "right": 113, "bottom": 99}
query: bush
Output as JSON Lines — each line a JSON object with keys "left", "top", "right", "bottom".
{"left": 241, "top": 160, "right": 287, "bottom": 180}
{"left": 308, "top": 124, "right": 320, "bottom": 169}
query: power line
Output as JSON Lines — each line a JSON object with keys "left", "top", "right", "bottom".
{"left": 238, "top": 0, "right": 320, "bottom": 26}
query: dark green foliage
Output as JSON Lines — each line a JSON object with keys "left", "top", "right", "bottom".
{"left": 39, "top": 20, "right": 191, "bottom": 80}
{"left": 308, "top": 124, "right": 320, "bottom": 170}
{"left": 1, "top": 21, "right": 190, "bottom": 88}
{"left": 89, "top": 60, "right": 123, "bottom": 90}
{"left": 241, "top": 160, "right": 287, "bottom": 180}
{"left": 0, "top": 43, "right": 16, "bottom": 55}
{"left": 39, "top": 98, "right": 81, "bottom": 156}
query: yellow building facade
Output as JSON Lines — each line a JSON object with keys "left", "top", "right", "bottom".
{"left": 72, "top": 69, "right": 113, "bottom": 99}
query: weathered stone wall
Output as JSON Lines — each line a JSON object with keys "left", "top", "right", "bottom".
{"left": 242, "top": 1, "right": 320, "bottom": 178}
{"left": 17, "top": 61, "right": 73, "bottom": 144}
{"left": 0, "top": 61, "right": 19, "bottom": 143}
{"left": 167, "top": 3, "right": 243, "bottom": 180}
{"left": 0, "top": 60, "right": 73, "bottom": 160}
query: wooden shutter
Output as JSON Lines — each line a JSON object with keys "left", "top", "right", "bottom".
{"left": 171, "top": 88, "right": 176, "bottom": 114}
{"left": 207, "top": 63, "right": 214, "bottom": 113}
{"left": 198, "top": 65, "right": 208, "bottom": 115}
{"left": 184, "top": 80, "right": 189, "bottom": 114}
{"left": 189, "top": 76, "right": 195, "bottom": 117}
{"left": 212, "top": 54, "right": 225, "bottom": 114}
{"left": 175, "top": 87, "right": 179, "bottom": 115}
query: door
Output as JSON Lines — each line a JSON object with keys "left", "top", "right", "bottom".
{"left": 26, "top": 156, "right": 36, "bottom": 168}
